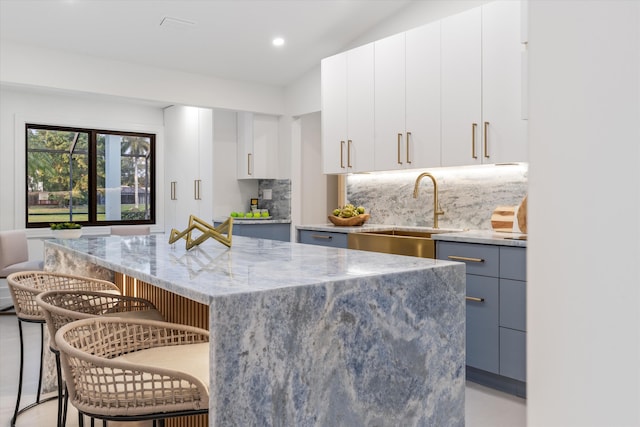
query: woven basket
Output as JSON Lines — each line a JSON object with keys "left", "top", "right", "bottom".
{"left": 327, "top": 213, "right": 370, "bottom": 226}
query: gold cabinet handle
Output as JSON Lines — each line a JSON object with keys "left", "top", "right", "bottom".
{"left": 311, "top": 234, "right": 332, "bottom": 240}
{"left": 397, "top": 133, "right": 403, "bottom": 164}
{"left": 484, "top": 121, "right": 490, "bottom": 158}
{"left": 340, "top": 141, "right": 345, "bottom": 169}
{"left": 448, "top": 255, "right": 484, "bottom": 263}
{"left": 472, "top": 123, "right": 478, "bottom": 159}
{"left": 406, "top": 132, "right": 412, "bottom": 164}
{"left": 170, "top": 181, "right": 177, "bottom": 200}
{"left": 247, "top": 153, "right": 252, "bottom": 176}
{"left": 466, "top": 296, "right": 485, "bottom": 302}
{"left": 347, "top": 140, "right": 353, "bottom": 168}
{"left": 194, "top": 180, "right": 202, "bottom": 200}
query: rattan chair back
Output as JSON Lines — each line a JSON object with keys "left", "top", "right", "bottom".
{"left": 56, "top": 317, "right": 210, "bottom": 419}
{"left": 7, "top": 271, "right": 119, "bottom": 322}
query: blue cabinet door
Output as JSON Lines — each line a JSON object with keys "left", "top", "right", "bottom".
{"left": 466, "top": 274, "right": 500, "bottom": 374}
{"left": 500, "top": 328, "right": 526, "bottom": 381}
{"left": 298, "top": 230, "right": 348, "bottom": 248}
{"left": 214, "top": 222, "right": 290, "bottom": 242}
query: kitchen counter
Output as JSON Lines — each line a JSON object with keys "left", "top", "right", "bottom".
{"left": 431, "top": 230, "right": 527, "bottom": 247}
{"left": 213, "top": 216, "right": 291, "bottom": 225}
{"left": 44, "top": 234, "right": 465, "bottom": 426}
{"left": 297, "top": 224, "right": 527, "bottom": 247}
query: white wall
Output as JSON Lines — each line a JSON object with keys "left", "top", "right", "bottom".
{"left": 212, "top": 109, "right": 258, "bottom": 217}
{"left": 1, "top": 41, "right": 285, "bottom": 115}
{"left": 528, "top": 2, "right": 639, "bottom": 426}
{"left": 299, "top": 112, "right": 336, "bottom": 224}
{"left": 0, "top": 85, "right": 165, "bottom": 231}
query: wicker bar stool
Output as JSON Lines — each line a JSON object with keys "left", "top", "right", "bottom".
{"left": 55, "top": 317, "right": 210, "bottom": 426}
{"left": 36, "top": 289, "right": 165, "bottom": 426}
{"left": 6, "top": 271, "right": 120, "bottom": 427}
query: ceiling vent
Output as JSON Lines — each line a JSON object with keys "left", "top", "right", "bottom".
{"left": 159, "top": 17, "right": 196, "bottom": 30}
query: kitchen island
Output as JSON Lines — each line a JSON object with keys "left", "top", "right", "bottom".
{"left": 45, "top": 234, "right": 465, "bottom": 427}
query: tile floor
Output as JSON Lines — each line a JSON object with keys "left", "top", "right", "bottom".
{"left": 0, "top": 314, "right": 526, "bottom": 427}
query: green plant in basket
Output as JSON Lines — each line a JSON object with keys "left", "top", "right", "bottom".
{"left": 50, "top": 222, "right": 82, "bottom": 230}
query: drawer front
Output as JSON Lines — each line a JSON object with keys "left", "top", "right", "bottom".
{"left": 216, "top": 223, "right": 290, "bottom": 242}
{"left": 500, "top": 279, "right": 526, "bottom": 331}
{"left": 500, "top": 328, "right": 526, "bottom": 382}
{"left": 298, "top": 230, "right": 348, "bottom": 249}
{"left": 500, "top": 246, "right": 526, "bottom": 281}
{"left": 437, "top": 241, "right": 499, "bottom": 277}
{"left": 466, "top": 274, "right": 500, "bottom": 374}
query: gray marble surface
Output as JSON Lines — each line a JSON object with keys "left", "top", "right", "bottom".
{"left": 347, "top": 164, "right": 527, "bottom": 230}
{"left": 296, "top": 225, "right": 527, "bottom": 248}
{"left": 45, "top": 235, "right": 465, "bottom": 427}
{"left": 213, "top": 217, "right": 291, "bottom": 225}
{"left": 431, "top": 230, "right": 527, "bottom": 247}
{"left": 258, "top": 179, "right": 291, "bottom": 220}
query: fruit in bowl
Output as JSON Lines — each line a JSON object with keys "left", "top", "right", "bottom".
{"left": 328, "top": 204, "right": 369, "bottom": 226}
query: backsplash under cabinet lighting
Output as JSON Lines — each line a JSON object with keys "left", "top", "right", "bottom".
{"left": 347, "top": 164, "right": 528, "bottom": 230}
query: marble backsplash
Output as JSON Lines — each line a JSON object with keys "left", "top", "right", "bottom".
{"left": 347, "top": 164, "right": 528, "bottom": 230}
{"left": 258, "top": 179, "right": 291, "bottom": 220}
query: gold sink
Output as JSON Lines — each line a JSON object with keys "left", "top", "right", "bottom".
{"left": 347, "top": 229, "right": 454, "bottom": 259}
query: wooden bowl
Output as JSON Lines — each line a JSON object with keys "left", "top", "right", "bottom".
{"left": 327, "top": 213, "right": 370, "bottom": 226}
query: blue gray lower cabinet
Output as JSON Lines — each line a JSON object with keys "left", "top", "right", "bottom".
{"left": 215, "top": 222, "right": 290, "bottom": 242}
{"left": 298, "top": 230, "right": 348, "bottom": 249}
{"left": 437, "top": 241, "right": 527, "bottom": 398}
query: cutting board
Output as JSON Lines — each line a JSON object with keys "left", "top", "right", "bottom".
{"left": 491, "top": 206, "right": 516, "bottom": 232}
{"left": 517, "top": 195, "right": 527, "bottom": 233}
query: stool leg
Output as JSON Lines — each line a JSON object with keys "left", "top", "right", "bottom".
{"left": 78, "top": 412, "right": 84, "bottom": 427}
{"left": 62, "top": 385, "right": 69, "bottom": 427}
{"left": 55, "top": 351, "right": 64, "bottom": 427}
{"left": 36, "top": 323, "right": 44, "bottom": 404}
{"left": 10, "top": 320, "right": 25, "bottom": 427}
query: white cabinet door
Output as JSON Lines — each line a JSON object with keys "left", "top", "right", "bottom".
{"left": 321, "top": 52, "right": 348, "bottom": 174}
{"left": 164, "top": 105, "right": 213, "bottom": 233}
{"left": 346, "top": 43, "right": 375, "bottom": 172}
{"left": 482, "top": 0, "right": 527, "bottom": 163}
{"left": 321, "top": 43, "right": 374, "bottom": 173}
{"left": 374, "top": 32, "right": 406, "bottom": 171}
{"left": 237, "top": 112, "right": 278, "bottom": 179}
{"left": 374, "top": 22, "right": 441, "bottom": 172}
{"left": 406, "top": 21, "right": 441, "bottom": 169}
{"left": 441, "top": 6, "right": 482, "bottom": 167}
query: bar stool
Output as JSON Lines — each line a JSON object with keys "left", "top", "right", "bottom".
{"left": 36, "top": 289, "right": 164, "bottom": 427}
{"left": 6, "top": 271, "right": 120, "bottom": 427}
{"left": 56, "top": 317, "right": 209, "bottom": 427}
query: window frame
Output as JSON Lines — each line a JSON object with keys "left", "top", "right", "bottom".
{"left": 25, "top": 123, "right": 156, "bottom": 228}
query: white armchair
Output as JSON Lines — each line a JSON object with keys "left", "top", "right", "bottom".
{"left": 0, "top": 230, "right": 44, "bottom": 278}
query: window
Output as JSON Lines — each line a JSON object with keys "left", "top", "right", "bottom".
{"left": 26, "top": 124, "right": 155, "bottom": 227}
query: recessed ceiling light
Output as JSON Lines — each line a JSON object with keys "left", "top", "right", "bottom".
{"left": 272, "top": 37, "right": 285, "bottom": 47}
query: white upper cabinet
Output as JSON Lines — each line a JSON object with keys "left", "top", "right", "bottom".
{"left": 442, "top": 1, "right": 526, "bottom": 166}
{"left": 374, "top": 22, "right": 441, "bottom": 171}
{"left": 237, "top": 112, "right": 278, "bottom": 179}
{"left": 405, "top": 21, "right": 441, "bottom": 168}
{"left": 482, "top": 0, "right": 527, "bottom": 163}
{"left": 322, "top": 0, "right": 525, "bottom": 172}
{"left": 164, "top": 105, "right": 214, "bottom": 233}
{"left": 321, "top": 43, "right": 374, "bottom": 174}
{"left": 441, "top": 6, "right": 483, "bottom": 167}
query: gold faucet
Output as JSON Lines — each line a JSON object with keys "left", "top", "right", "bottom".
{"left": 413, "top": 172, "right": 445, "bottom": 229}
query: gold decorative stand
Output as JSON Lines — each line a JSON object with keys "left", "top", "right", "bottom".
{"left": 169, "top": 215, "right": 233, "bottom": 250}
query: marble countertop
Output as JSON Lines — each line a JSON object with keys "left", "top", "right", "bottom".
{"left": 431, "top": 230, "right": 527, "bottom": 247}
{"left": 214, "top": 217, "right": 291, "bottom": 225}
{"left": 45, "top": 234, "right": 461, "bottom": 304}
{"left": 45, "top": 234, "right": 466, "bottom": 425}
{"left": 296, "top": 224, "right": 527, "bottom": 247}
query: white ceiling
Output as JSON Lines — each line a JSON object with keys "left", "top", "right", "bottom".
{"left": 0, "top": 0, "right": 413, "bottom": 87}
